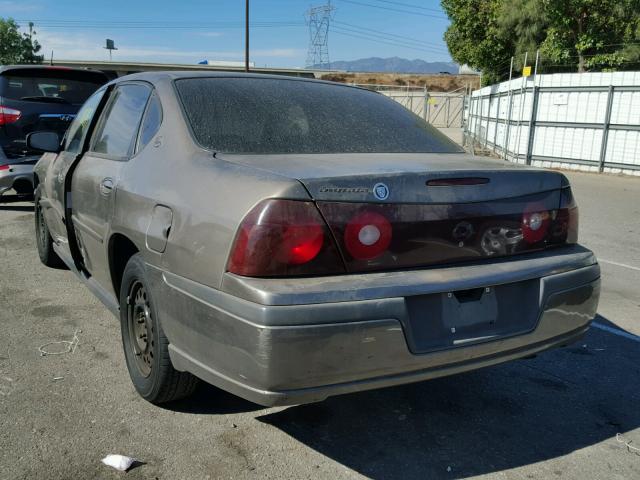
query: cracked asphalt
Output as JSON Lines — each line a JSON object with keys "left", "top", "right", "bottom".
{"left": 0, "top": 170, "right": 639, "bottom": 480}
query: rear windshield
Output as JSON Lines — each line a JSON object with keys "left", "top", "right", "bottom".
{"left": 0, "top": 69, "right": 107, "bottom": 105}
{"left": 175, "top": 77, "right": 463, "bottom": 154}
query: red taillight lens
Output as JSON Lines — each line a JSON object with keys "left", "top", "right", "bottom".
{"left": 0, "top": 106, "right": 21, "bottom": 125}
{"left": 0, "top": 165, "right": 9, "bottom": 171}
{"left": 344, "top": 210, "right": 392, "bottom": 260}
{"left": 551, "top": 187, "right": 579, "bottom": 244}
{"left": 522, "top": 203, "right": 551, "bottom": 244}
{"left": 227, "top": 199, "right": 345, "bottom": 277}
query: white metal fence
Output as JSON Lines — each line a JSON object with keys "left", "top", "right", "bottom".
{"left": 464, "top": 72, "right": 640, "bottom": 176}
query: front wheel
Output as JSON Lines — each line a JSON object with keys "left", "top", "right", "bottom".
{"left": 119, "top": 253, "right": 198, "bottom": 403}
{"left": 34, "top": 195, "right": 65, "bottom": 269}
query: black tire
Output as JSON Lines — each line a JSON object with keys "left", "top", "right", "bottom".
{"left": 14, "top": 179, "right": 34, "bottom": 197}
{"left": 119, "top": 253, "right": 198, "bottom": 404}
{"left": 34, "top": 194, "right": 66, "bottom": 269}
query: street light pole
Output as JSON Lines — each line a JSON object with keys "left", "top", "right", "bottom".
{"left": 245, "top": 0, "right": 250, "bottom": 72}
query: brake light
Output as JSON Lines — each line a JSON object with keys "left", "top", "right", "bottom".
{"left": 551, "top": 187, "right": 579, "bottom": 244}
{"left": 522, "top": 203, "right": 551, "bottom": 244}
{"left": 0, "top": 165, "right": 9, "bottom": 171}
{"left": 0, "top": 106, "right": 21, "bottom": 125}
{"left": 227, "top": 199, "right": 345, "bottom": 277}
{"left": 344, "top": 210, "right": 392, "bottom": 260}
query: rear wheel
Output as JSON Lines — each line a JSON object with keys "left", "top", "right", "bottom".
{"left": 119, "top": 253, "right": 198, "bottom": 403}
{"left": 34, "top": 195, "right": 65, "bottom": 269}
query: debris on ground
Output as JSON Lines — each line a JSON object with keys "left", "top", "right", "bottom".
{"left": 617, "top": 433, "right": 640, "bottom": 456}
{"left": 101, "top": 454, "right": 137, "bottom": 472}
{"left": 38, "top": 329, "right": 81, "bottom": 356}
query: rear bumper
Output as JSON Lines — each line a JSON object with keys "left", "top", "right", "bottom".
{"left": 151, "top": 246, "right": 600, "bottom": 406}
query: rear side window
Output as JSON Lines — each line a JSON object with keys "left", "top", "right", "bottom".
{"left": 64, "top": 88, "right": 106, "bottom": 153}
{"left": 175, "top": 77, "right": 463, "bottom": 154}
{"left": 91, "top": 83, "right": 151, "bottom": 158}
{"left": 0, "top": 69, "right": 107, "bottom": 105}
{"left": 135, "top": 93, "right": 162, "bottom": 153}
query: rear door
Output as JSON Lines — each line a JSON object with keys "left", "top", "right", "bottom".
{"left": 71, "top": 82, "right": 152, "bottom": 292}
{"left": 0, "top": 67, "right": 107, "bottom": 159}
{"left": 42, "top": 88, "right": 107, "bottom": 243}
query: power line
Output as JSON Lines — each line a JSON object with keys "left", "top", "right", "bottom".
{"left": 331, "top": 27, "right": 450, "bottom": 57}
{"left": 363, "top": 0, "right": 444, "bottom": 13}
{"left": 15, "top": 19, "right": 304, "bottom": 29}
{"left": 336, "top": 0, "right": 448, "bottom": 19}
{"left": 331, "top": 25, "right": 449, "bottom": 54}
{"left": 334, "top": 20, "right": 449, "bottom": 52}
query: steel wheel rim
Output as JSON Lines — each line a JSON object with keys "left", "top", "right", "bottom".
{"left": 127, "top": 280, "right": 154, "bottom": 378}
{"left": 36, "top": 204, "right": 47, "bottom": 252}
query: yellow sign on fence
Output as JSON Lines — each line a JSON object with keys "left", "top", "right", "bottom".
{"left": 522, "top": 66, "right": 532, "bottom": 77}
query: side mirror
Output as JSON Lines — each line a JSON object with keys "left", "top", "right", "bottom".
{"left": 26, "top": 131, "right": 61, "bottom": 153}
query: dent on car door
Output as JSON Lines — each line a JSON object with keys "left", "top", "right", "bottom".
{"left": 43, "top": 88, "right": 107, "bottom": 244}
{"left": 71, "top": 82, "right": 152, "bottom": 293}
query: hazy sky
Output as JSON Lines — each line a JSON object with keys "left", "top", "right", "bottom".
{"left": 5, "top": 0, "right": 453, "bottom": 67}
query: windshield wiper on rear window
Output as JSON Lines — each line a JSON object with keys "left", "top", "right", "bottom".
{"left": 19, "top": 96, "right": 71, "bottom": 104}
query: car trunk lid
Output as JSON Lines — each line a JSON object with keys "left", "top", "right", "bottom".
{"left": 219, "top": 152, "right": 564, "bottom": 203}
{"left": 220, "top": 152, "right": 576, "bottom": 274}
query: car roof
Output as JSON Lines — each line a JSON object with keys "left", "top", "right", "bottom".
{"left": 109, "top": 70, "right": 368, "bottom": 91}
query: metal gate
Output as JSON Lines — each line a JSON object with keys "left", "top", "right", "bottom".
{"left": 425, "top": 87, "right": 466, "bottom": 128}
{"left": 354, "top": 84, "right": 466, "bottom": 127}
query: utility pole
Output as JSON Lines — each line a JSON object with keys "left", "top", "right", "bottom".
{"left": 245, "top": 0, "right": 250, "bottom": 72}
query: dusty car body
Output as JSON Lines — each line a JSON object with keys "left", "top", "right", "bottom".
{"left": 31, "top": 72, "right": 600, "bottom": 406}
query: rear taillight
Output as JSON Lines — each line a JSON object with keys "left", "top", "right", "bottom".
{"left": 522, "top": 203, "right": 551, "bottom": 244}
{"left": 551, "top": 187, "right": 579, "bottom": 244}
{"left": 0, "top": 106, "right": 21, "bottom": 125}
{"left": 344, "top": 210, "right": 392, "bottom": 260}
{"left": 227, "top": 199, "right": 345, "bottom": 277}
{"left": 522, "top": 188, "right": 578, "bottom": 245}
{"left": 0, "top": 165, "right": 9, "bottom": 171}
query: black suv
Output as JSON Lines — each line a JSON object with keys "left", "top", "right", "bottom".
{"left": 0, "top": 66, "right": 108, "bottom": 195}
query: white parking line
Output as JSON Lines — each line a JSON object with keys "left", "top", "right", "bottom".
{"left": 599, "top": 259, "right": 640, "bottom": 272}
{"left": 592, "top": 322, "right": 640, "bottom": 342}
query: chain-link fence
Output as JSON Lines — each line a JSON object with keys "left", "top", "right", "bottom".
{"left": 464, "top": 72, "right": 640, "bottom": 176}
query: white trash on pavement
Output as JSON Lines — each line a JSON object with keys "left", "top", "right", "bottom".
{"left": 101, "top": 454, "right": 137, "bottom": 472}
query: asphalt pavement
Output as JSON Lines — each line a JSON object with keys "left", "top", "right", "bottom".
{"left": 0, "top": 170, "right": 638, "bottom": 480}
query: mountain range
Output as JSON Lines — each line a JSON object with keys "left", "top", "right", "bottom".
{"left": 312, "top": 57, "right": 458, "bottom": 74}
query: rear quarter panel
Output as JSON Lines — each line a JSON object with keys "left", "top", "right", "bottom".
{"left": 110, "top": 77, "right": 310, "bottom": 291}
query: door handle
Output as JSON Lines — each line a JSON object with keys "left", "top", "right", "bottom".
{"left": 100, "top": 178, "right": 114, "bottom": 196}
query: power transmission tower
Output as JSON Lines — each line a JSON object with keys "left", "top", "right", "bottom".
{"left": 305, "top": 1, "right": 335, "bottom": 69}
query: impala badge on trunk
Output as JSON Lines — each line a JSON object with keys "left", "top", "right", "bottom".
{"left": 373, "top": 183, "right": 389, "bottom": 200}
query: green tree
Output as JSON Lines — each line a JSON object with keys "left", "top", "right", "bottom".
{"left": 540, "top": 0, "right": 637, "bottom": 72}
{"left": 497, "top": 0, "right": 548, "bottom": 70}
{"left": 0, "top": 18, "right": 43, "bottom": 65}
{"left": 442, "top": 0, "right": 640, "bottom": 81}
{"left": 441, "top": 0, "right": 511, "bottom": 85}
